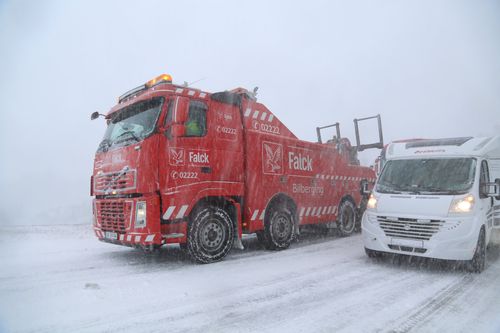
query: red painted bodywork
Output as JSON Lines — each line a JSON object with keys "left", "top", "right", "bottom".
{"left": 91, "top": 80, "right": 376, "bottom": 249}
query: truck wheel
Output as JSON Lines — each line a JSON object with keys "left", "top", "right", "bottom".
{"left": 187, "top": 205, "right": 234, "bottom": 264}
{"left": 337, "top": 200, "right": 356, "bottom": 237}
{"left": 466, "top": 228, "right": 486, "bottom": 273}
{"left": 262, "top": 205, "right": 294, "bottom": 250}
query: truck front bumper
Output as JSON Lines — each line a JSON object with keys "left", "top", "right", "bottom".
{"left": 93, "top": 194, "right": 162, "bottom": 248}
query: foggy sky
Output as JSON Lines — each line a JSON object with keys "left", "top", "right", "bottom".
{"left": 1, "top": 0, "right": 499, "bottom": 225}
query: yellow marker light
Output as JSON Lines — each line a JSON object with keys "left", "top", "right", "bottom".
{"left": 367, "top": 194, "right": 378, "bottom": 210}
{"left": 449, "top": 194, "right": 475, "bottom": 214}
{"left": 146, "top": 74, "right": 173, "bottom": 87}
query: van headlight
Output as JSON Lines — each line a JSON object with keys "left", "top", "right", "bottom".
{"left": 135, "top": 201, "right": 147, "bottom": 228}
{"left": 449, "top": 194, "right": 474, "bottom": 214}
{"left": 367, "top": 194, "right": 378, "bottom": 210}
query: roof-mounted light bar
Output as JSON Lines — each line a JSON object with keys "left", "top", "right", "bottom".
{"left": 118, "top": 74, "right": 174, "bottom": 103}
{"left": 145, "top": 74, "right": 173, "bottom": 88}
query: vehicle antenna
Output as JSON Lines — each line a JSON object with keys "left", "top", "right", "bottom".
{"left": 184, "top": 77, "right": 206, "bottom": 87}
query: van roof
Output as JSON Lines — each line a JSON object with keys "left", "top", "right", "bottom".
{"left": 386, "top": 136, "right": 500, "bottom": 160}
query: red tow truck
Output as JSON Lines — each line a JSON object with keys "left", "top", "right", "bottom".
{"left": 91, "top": 74, "right": 383, "bottom": 263}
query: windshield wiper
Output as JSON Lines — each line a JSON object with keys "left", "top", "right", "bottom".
{"left": 98, "top": 139, "right": 112, "bottom": 152}
{"left": 113, "top": 131, "right": 141, "bottom": 144}
{"left": 392, "top": 184, "right": 421, "bottom": 195}
{"left": 376, "top": 182, "right": 403, "bottom": 194}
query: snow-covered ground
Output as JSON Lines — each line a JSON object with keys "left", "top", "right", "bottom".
{"left": 1, "top": 225, "right": 500, "bottom": 333}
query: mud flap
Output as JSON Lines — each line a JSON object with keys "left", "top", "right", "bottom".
{"left": 231, "top": 200, "right": 245, "bottom": 250}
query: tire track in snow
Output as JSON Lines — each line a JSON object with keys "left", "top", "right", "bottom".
{"left": 383, "top": 274, "right": 475, "bottom": 333}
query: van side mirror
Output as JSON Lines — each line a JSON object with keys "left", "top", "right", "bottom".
{"left": 484, "top": 178, "right": 500, "bottom": 200}
{"left": 360, "top": 179, "right": 372, "bottom": 196}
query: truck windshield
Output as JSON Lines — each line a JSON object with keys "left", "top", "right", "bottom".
{"left": 376, "top": 158, "right": 476, "bottom": 195}
{"left": 97, "top": 98, "right": 163, "bottom": 152}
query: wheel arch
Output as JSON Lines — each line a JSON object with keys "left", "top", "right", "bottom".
{"left": 264, "top": 193, "right": 298, "bottom": 231}
{"left": 189, "top": 196, "right": 240, "bottom": 227}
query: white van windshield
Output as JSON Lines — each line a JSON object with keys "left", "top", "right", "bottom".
{"left": 377, "top": 158, "right": 476, "bottom": 195}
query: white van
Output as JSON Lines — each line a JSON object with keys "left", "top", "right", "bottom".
{"left": 362, "top": 136, "right": 500, "bottom": 272}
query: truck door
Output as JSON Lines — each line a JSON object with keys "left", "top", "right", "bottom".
{"left": 159, "top": 96, "right": 244, "bottom": 193}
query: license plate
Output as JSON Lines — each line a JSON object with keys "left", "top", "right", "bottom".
{"left": 104, "top": 231, "right": 118, "bottom": 240}
{"left": 391, "top": 238, "right": 424, "bottom": 248}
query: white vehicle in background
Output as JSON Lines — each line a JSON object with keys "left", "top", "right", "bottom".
{"left": 362, "top": 136, "right": 500, "bottom": 272}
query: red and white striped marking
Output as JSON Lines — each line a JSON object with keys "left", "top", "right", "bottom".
{"left": 174, "top": 88, "right": 208, "bottom": 100}
{"left": 299, "top": 205, "right": 337, "bottom": 218}
{"left": 162, "top": 205, "right": 190, "bottom": 220}
{"left": 316, "top": 175, "right": 377, "bottom": 182}
{"left": 95, "top": 230, "right": 157, "bottom": 243}
{"left": 249, "top": 205, "right": 338, "bottom": 222}
{"left": 244, "top": 108, "right": 275, "bottom": 122}
{"left": 250, "top": 209, "right": 266, "bottom": 221}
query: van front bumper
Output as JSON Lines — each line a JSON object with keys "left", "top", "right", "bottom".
{"left": 362, "top": 211, "right": 480, "bottom": 261}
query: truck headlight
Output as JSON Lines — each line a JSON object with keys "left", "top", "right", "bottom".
{"left": 135, "top": 201, "right": 147, "bottom": 228}
{"left": 449, "top": 194, "right": 474, "bottom": 214}
{"left": 367, "top": 194, "right": 378, "bottom": 210}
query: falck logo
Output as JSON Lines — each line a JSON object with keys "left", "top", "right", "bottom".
{"left": 169, "top": 148, "right": 185, "bottom": 166}
{"left": 263, "top": 142, "right": 283, "bottom": 174}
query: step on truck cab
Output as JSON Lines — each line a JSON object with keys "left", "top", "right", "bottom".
{"left": 362, "top": 136, "right": 500, "bottom": 272}
{"left": 91, "top": 73, "right": 383, "bottom": 263}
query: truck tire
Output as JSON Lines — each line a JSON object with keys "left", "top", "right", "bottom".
{"left": 262, "top": 205, "right": 294, "bottom": 250}
{"left": 466, "top": 228, "right": 486, "bottom": 273}
{"left": 187, "top": 205, "right": 234, "bottom": 264}
{"left": 337, "top": 200, "right": 356, "bottom": 237}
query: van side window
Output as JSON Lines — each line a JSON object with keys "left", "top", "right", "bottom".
{"left": 185, "top": 101, "right": 207, "bottom": 137}
{"left": 479, "top": 160, "right": 490, "bottom": 198}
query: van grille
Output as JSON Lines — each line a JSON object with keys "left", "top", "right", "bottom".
{"left": 377, "top": 216, "right": 444, "bottom": 241}
{"left": 96, "top": 200, "right": 133, "bottom": 232}
{"left": 94, "top": 170, "right": 136, "bottom": 193}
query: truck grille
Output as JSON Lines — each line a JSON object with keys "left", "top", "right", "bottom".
{"left": 377, "top": 216, "right": 445, "bottom": 241}
{"left": 94, "top": 169, "right": 137, "bottom": 193}
{"left": 96, "top": 200, "right": 133, "bottom": 232}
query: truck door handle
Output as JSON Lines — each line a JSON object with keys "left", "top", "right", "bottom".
{"left": 201, "top": 167, "right": 212, "bottom": 173}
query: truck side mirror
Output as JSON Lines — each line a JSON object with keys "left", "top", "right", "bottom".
{"left": 91, "top": 111, "right": 100, "bottom": 120}
{"left": 170, "top": 124, "right": 186, "bottom": 137}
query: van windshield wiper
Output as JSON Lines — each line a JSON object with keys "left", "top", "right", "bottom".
{"left": 393, "top": 184, "right": 421, "bottom": 194}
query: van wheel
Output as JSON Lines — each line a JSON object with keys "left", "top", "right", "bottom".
{"left": 466, "top": 228, "right": 486, "bottom": 273}
{"left": 187, "top": 205, "right": 234, "bottom": 264}
{"left": 262, "top": 205, "right": 294, "bottom": 250}
{"left": 337, "top": 200, "right": 356, "bottom": 237}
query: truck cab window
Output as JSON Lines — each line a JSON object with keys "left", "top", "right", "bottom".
{"left": 185, "top": 101, "right": 207, "bottom": 137}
